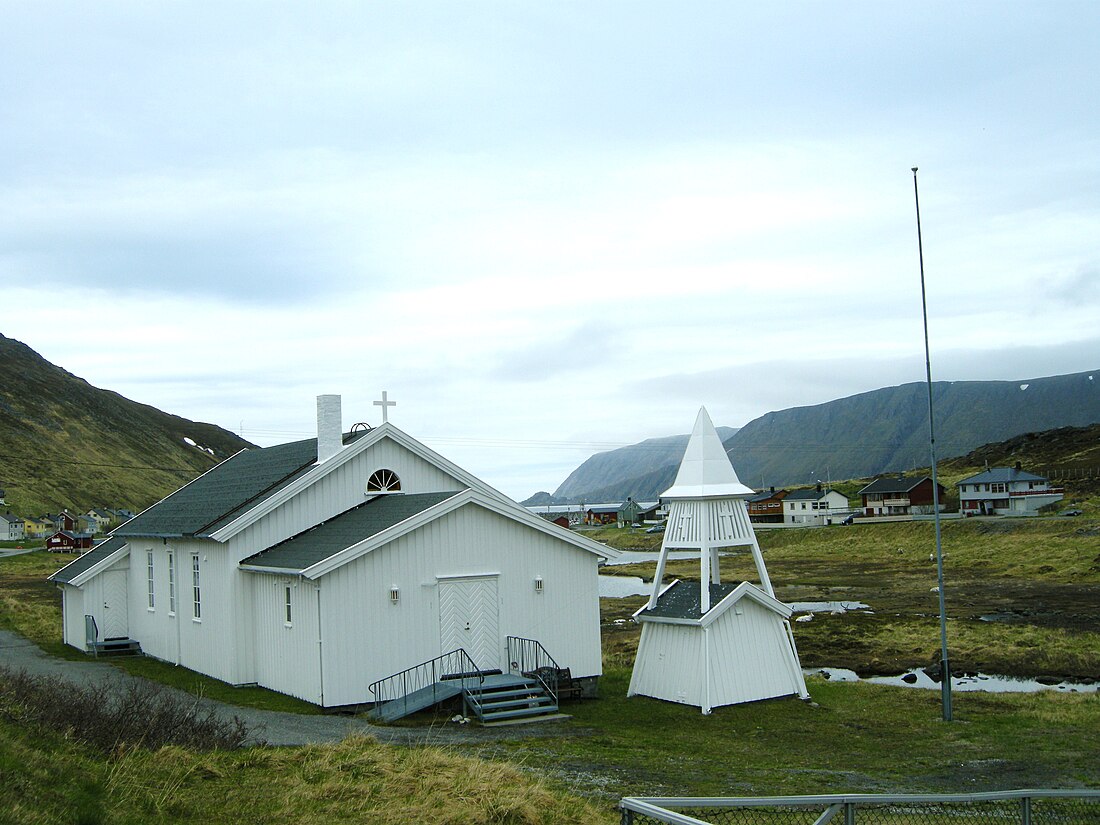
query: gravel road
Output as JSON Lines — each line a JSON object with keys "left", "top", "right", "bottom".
{"left": 0, "top": 629, "right": 576, "bottom": 747}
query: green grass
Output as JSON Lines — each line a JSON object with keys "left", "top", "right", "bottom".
{"left": 0, "top": 721, "right": 611, "bottom": 825}
{"left": 475, "top": 667, "right": 1100, "bottom": 800}
{"left": 598, "top": 516, "right": 1100, "bottom": 680}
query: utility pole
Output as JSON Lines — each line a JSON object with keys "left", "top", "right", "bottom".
{"left": 912, "top": 166, "right": 952, "bottom": 721}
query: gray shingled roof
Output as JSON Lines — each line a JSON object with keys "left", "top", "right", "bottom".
{"left": 114, "top": 438, "right": 321, "bottom": 538}
{"left": 636, "top": 580, "right": 741, "bottom": 621}
{"left": 857, "top": 476, "right": 932, "bottom": 495}
{"left": 242, "top": 491, "right": 460, "bottom": 573}
{"left": 784, "top": 488, "right": 830, "bottom": 501}
{"left": 957, "top": 467, "right": 1047, "bottom": 485}
{"left": 48, "top": 535, "right": 128, "bottom": 584}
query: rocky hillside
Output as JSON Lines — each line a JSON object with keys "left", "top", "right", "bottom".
{"left": 0, "top": 334, "right": 254, "bottom": 516}
{"left": 538, "top": 370, "right": 1100, "bottom": 503}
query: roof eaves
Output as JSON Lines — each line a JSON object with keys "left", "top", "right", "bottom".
{"left": 298, "top": 490, "right": 469, "bottom": 579}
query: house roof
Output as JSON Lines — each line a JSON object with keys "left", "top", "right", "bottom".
{"left": 114, "top": 437, "right": 329, "bottom": 538}
{"left": 784, "top": 488, "right": 832, "bottom": 501}
{"left": 957, "top": 467, "right": 1048, "bottom": 485}
{"left": 48, "top": 535, "right": 128, "bottom": 585}
{"left": 858, "top": 476, "right": 934, "bottom": 495}
{"left": 241, "top": 492, "right": 459, "bottom": 572}
{"left": 634, "top": 578, "right": 792, "bottom": 624}
{"left": 748, "top": 490, "right": 787, "bottom": 502}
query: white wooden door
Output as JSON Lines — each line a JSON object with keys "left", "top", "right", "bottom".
{"left": 101, "top": 570, "right": 129, "bottom": 639}
{"left": 439, "top": 576, "right": 500, "bottom": 671}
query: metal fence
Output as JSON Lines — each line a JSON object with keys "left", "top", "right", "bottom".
{"left": 620, "top": 790, "right": 1100, "bottom": 824}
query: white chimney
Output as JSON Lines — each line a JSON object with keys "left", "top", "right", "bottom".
{"left": 316, "top": 394, "right": 343, "bottom": 462}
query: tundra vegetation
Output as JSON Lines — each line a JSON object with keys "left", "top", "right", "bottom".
{"left": 2, "top": 508, "right": 1099, "bottom": 824}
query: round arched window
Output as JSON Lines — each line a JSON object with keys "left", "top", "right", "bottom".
{"left": 366, "top": 469, "right": 401, "bottom": 493}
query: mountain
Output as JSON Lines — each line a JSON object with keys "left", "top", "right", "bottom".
{"left": 538, "top": 428, "right": 737, "bottom": 505}
{"left": 542, "top": 370, "right": 1100, "bottom": 503}
{"left": 0, "top": 333, "right": 254, "bottom": 516}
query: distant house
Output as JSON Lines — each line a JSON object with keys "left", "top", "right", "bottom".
{"left": 46, "top": 530, "right": 93, "bottom": 552}
{"left": 748, "top": 489, "right": 788, "bottom": 523}
{"left": 525, "top": 504, "right": 585, "bottom": 526}
{"left": 957, "top": 465, "right": 1064, "bottom": 516}
{"left": 782, "top": 487, "right": 851, "bottom": 525}
{"left": 858, "top": 476, "right": 946, "bottom": 516}
{"left": 85, "top": 509, "right": 115, "bottom": 531}
{"left": 23, "top": 517, "right": 51, "bottom": 538}
{"left": 44, "top": 512, "right": 78, "bottom": 533}
{"left": 1, "top": 513, "right": 25, "bottom": 541}
{"left": 585, "top": 504, "right": 620, "bottom": 525}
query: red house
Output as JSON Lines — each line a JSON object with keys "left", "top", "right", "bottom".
{"left": 45, "top": 530, "right": 93, "bottom": 552}
{"left": 858, "top": 476, "right": 946, "bottom": 516}
{"left": 747, "top": 488, "right": 788, "bottom": 523}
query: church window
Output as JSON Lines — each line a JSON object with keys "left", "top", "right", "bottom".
{"left": 146, "top": 551, "right": 155, "bottom": 610}
{"left": 367, "top": 469, "right": 401, "bottom": 493}
{"left": 192, "top": 554, "right": 202, "bottom": 621}
{"left": 284, "top": 586, "right": 292, "bottom": 626}
{"left": 167, "top": 550, "right": 176, "bottom": 615}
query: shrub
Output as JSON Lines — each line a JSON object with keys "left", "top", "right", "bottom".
{"left": 0, "top": 666, "right": 257, "bottom": 752}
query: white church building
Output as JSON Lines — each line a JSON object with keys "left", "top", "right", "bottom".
{"left": 51, "top": 395, "right": 616, "bottom": 710}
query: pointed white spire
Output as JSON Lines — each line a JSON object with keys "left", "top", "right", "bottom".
{"left": 661, "top": 407, "right": 755, "bottom": 499}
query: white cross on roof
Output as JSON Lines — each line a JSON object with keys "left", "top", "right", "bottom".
{"left": 373, "top": 390, "right": 396, "bottom": 423}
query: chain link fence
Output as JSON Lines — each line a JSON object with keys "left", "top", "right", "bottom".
{"left": 621, "top": 790, "right": 1100, "bottom": 824}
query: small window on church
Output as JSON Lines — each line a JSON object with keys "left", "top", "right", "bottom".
{"left": 284, "top": 586, "right": 292, "bottom": 626}
{"left": 367, "top": 469, "right": 401, "bottom": 493}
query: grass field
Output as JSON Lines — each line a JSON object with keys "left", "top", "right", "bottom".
{"left": 3, "top": 516, "right": 1099, "bottom": 823}
{"left": 597, "top": 516, "right": 1100, "bottom": 680}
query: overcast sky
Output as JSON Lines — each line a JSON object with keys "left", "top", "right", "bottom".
{"left": 3, "top": 2, "right": 1099, "bottom": 499}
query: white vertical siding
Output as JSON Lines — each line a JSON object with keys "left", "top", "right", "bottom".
{"left": 246, "top": 574, "right": 322, "bottom": 703}
{"left": 706, "top": 601, "right": 802, "bottom": 707}
{"left": 664, "top": 499, "right": 756, "bottom": 549}
{"left": 315, "top": 502, "right": 603, "bottom": 707}
{"left": 69, "top": 556, "right": 129, "bottom": 651}
{"left": 230, "top": 438, "right": 466, "bottom": 564}
{"left": 628, "top": 622, "right": 703, "bottom": 706}
{"left": 60, "top": 585, "right": 85, "bottom": 649}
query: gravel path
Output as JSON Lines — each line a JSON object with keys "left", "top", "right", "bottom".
{"left": 0, "top": 629, "right": 578, "bottom": 747}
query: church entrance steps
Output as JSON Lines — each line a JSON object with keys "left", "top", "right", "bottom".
{"left": 463, "top": 673, "right": 559, "bottom": 724}
{"left": 89, "top": 638, "right": 141, "bottom": 657}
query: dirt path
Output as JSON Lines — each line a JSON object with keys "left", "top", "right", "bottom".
{"left": 0, "top": 630, "right": 578, "bottom": 747}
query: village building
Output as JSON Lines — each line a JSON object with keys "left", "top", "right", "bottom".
{"left": 956, "top": 464, "right": 1064, "bottom": 515}
{"left": 50, "top": 395, "right": 616, "bottom": 713}
{"left": 781, "top": 486, "right": 851, "bottom": 525}
{"left": 628, "top": 408, "right": 808, "bottom": 714}
{"left": 747, "top": 488, "right": 787, "bottom": 523}
{"left": 858, "top": 476, "right": 946, "bottom": 516}
{"left": 45, "top": 529, "right": 93, "bottom": 552}
{"left": 1, "top": 513, "right": 25, "bottom": 541}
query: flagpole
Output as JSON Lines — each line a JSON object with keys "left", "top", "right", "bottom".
{"left": 912, "top": 166, "right": 952, "bottom": 721}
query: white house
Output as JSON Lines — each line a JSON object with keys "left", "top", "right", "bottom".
{"left": 628, "top": 408, "right": 808, "bottom": 714}
{"left": 50, "top": 395, "right": 616, "bottom": 711}
{"left": 1, "top": 513, "right": 25, "bottom": 541}
{"left": 781, "top": 487, "right": 851, "bottom": 525}
{"left": 957, "top": 465, "right": 1064, "bottom": 516}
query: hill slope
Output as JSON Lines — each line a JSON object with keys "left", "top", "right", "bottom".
{"left": 548, "top": 370, "right": 1100, "bottom": 502}
{"left": 0, "top": 333, "right": 253, "bottom": 516}
{"left": 548, "top": 428, "right": 737, "bottom": 503}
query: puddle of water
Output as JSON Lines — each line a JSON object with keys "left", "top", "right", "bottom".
{"left": 807, "top": 667, "right": 1099, "bottom": 694}
{"left": 788, "top": 601, "right": 870, "bottom": 614}
{"left": 599, "top": 575, "right": 651, "bottom": 598}
{"left": 603, "top": 550, "right": 700, "bottom": 567}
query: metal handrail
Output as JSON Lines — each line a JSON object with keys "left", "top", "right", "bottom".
{"left": 620, "top": 789, "right": 1100, "bottom": 824}
{"left": 368, "top": 648, "right": 483, "bottom": 718}
{"left": 506, "top": 636, "right": 561, "bottom": 704}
